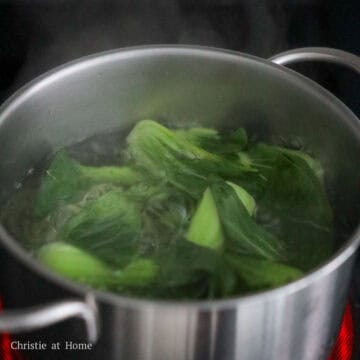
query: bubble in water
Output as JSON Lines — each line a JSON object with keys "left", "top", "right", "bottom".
{"left": 90, "top": 141, "right": 103, "bottom": 154}
{"left": 289, "top": 137, "right": 304, "bottom": 150}
{"left": 14, "top": 182, "right": 23, "bottom": 190}
{"left": 26, "top": 168, "right": 35, "bottom": 176}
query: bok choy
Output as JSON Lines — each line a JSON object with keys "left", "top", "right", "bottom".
{"left": 1, "top": 119, "right": 334, "bottom": 299}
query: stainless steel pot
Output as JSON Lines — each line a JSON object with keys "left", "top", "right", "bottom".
{"left": 0, "top": 46, "right": 359, "bottom": 360}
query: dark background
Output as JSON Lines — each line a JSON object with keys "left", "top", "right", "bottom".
{"left": 0, "top": 1, "right": 359, "bottom": 358}
{"left": 0, "top": 0, "right": 359, "bottom": 113}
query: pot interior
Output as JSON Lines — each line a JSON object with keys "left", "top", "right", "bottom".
{"left": 0, "top": 47, "right": 359, "bottom": 269}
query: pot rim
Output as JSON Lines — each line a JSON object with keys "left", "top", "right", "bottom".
{"left": 0, "top": 44, "right": 360, "bottom": 310}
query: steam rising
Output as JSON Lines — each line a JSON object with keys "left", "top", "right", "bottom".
{"left": 10, "top": 0, "right": 286, "bottom": 89}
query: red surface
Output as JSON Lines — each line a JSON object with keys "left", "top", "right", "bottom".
{"left": 329, "top": 303, "right": 354, "bottom": 360}
{"left": 0, "top": 298, "right": 23, "bottom": 360}
{"left": 0, "top": 297, "right": 356, "bottom": 360}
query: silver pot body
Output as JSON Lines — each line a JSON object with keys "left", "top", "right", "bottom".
{"left": 0, "top": 46, "right": 360, "bottom": 360}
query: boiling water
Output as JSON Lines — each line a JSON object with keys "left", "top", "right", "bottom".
{"left": 0, "top": 127, "right": 336, "bottom": 299}
{"left": 1, "top": 129, "right": 128, "bottom": 252}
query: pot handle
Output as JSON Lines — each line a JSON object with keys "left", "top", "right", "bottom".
{"left": 0, "top": 293, "right": 98, "bottom": 343}
{"left": 269, "top": 47, "right": 360, "bottom": 74}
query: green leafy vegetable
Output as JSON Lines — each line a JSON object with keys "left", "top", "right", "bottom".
{"left": 79, "top": 165, "right": 141, "bottom": 186}
{"left": 127, "top": 120, "right": 253, "bottom": 198}
{"left": 155, "top": 239, "right": 222, "bottom": 296}
{"left": 175, "top": 127, "right": 247, "bottom": 155}
{"left": 35, "top": 151, "right": 140, "bottom": 218}
{"left": 256, "top": 151, "right": 333, "bottom": 270}
{"left": 186, "top": 187, "right": 224, "bottom": 251}
{"left": 226, "top": 181, "right": 256, "bottom": 216}
{"left": 237, "top": 143, "right": 324, "bottom": 197}
{"left": 226, "top": 254, "right": 303, "bottom": 291}
{"left": 62, "top": 190, "right": 141, "bottom": 267}
{"left": 114, "top": 258, "right": 159, "bottom": 287}
{"left": 1, "top": 119, "right": 333, "bottom": 300}
{"left": 175, "top": 127, "right": 220, "bottom": 149}
{"left": 35, "top": 151, "right": 90, "bottom": 218}
{"left": 211, "top": 178, "right": 284, "bottom": 261}
{"left": 273, "top": 146, "right": 324, "bottom": 181}
{"left": 37, "top": 242, "right": 113, "bottom": 287}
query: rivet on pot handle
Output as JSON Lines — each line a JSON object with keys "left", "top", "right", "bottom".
{"left": 0, "top": 293, "right": 98, "bottom": 343}
{"left": 270, "top": 47, "right": 360, "bottom": 74}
